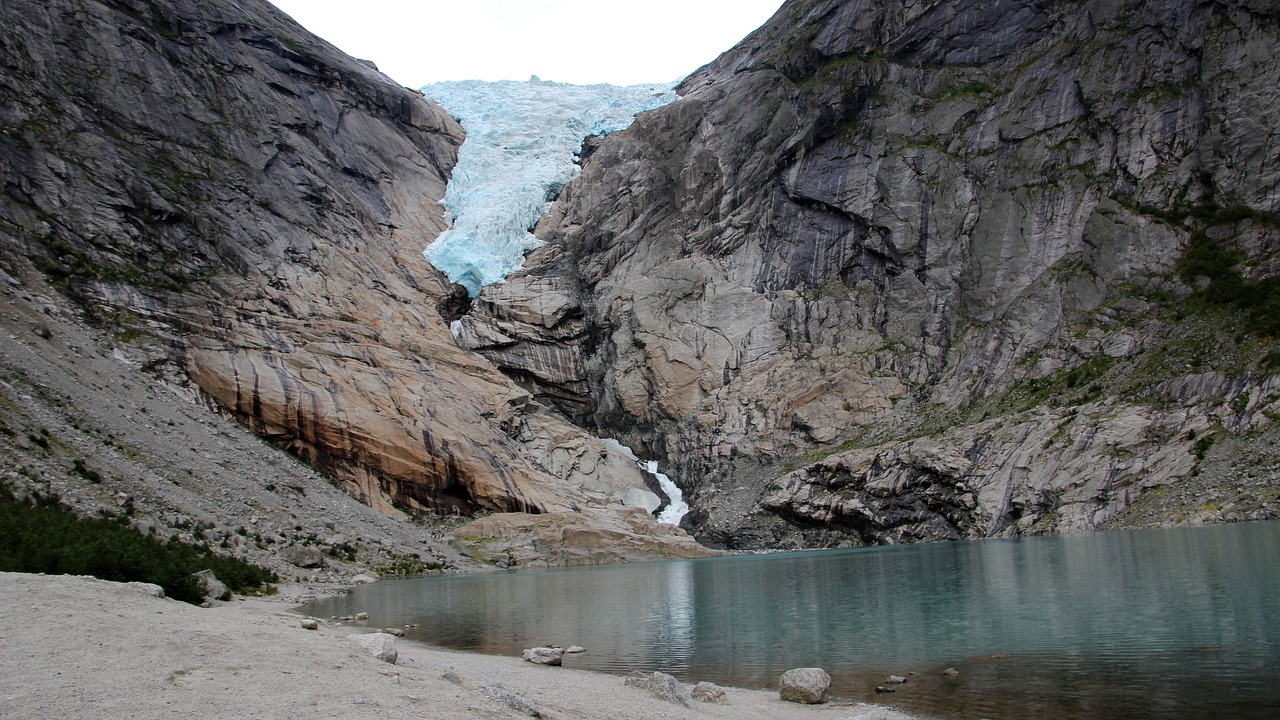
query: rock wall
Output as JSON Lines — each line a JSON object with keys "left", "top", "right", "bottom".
{"left": 0, "top": 0, "right": 710, "bottom": 565}
{"left": 467, "top": 0, "right": 1280, "bottom": 547}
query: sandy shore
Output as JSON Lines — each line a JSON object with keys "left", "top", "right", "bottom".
{"left": 0, "top": 572, "right": 918, "bottom": 719}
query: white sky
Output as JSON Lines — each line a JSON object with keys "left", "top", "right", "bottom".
{"left": 267, "top": 1, "right": 786, "bottom": 87}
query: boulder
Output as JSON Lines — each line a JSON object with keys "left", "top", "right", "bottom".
{"left": 282, "top": 545, "right": 325, "bottom": 569}
{"left": 300, "top": 618, "right": 319, "bottom": 630}
{"left": 127, "top": 582, "right": 165, "bottom": 598}
{"left": 521, "top": 647, "right": 564, "bottom": 666}
{"left": 624, "top": 671, "right": 691, "bottom": 707}
{"left": 192, "top": 570, "right": 229, "bottom": 603}
{"left": 691, "top": 681, "right": 728, "bottom": 704}
{"left": 779, "top": 667, "right": 830, "bottom": 704}
{"left": 349, "top": 633, "right": 398, "bottom": 664}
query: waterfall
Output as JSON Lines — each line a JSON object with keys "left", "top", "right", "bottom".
{"left": 645, "top": 460, "right": 689, "bottom": 527}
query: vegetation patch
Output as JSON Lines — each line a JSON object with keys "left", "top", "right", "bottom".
{"left": 0, "top": 485, "right": 276, "bottom": 604}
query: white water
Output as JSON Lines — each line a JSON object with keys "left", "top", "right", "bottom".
{"left": 647, "top": 460, "right": 689, "bottom": 526}
{"left": 421, "top": 77, "right": 677, "bottom": 296}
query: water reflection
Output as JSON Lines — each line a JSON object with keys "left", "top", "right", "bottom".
{"left": 306, "top": 522, "right": 1280, "bottom": 719}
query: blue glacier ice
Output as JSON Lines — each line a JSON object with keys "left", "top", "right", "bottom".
{"left": 421, "top": 77, "right": 678, "bottom": 296}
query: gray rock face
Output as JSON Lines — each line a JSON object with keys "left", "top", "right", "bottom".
{"left": 779, "top": 667, "right": 831, "bottom": 704}
{"left": 470, "top": 0, "right": 1280, "bottom": 547}
{"left": 0, "top": 0, "right": 713, "bottom": 566}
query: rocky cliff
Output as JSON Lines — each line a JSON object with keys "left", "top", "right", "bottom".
{"left": 0, "top": 0, "right": 712, "bottom": 569}
{"left": 464, "top": 0, "right": 1280, "bottom": 547}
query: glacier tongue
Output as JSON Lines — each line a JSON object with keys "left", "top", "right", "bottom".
{"left": 421, "top": 78, "right": 678, "bottom": 296}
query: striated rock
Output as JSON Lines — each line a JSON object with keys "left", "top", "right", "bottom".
{"left": 521, "top": 647, "right": 564, "bottom": 666}
{"left": 349, "top": 633, "right": 398, "bottom": 664}
{"left": 468, "top": 0, "right": 1280, "bottom": 548}
{"left": 0, "top": 0, "right": 704, "bottom": 568}
{"left": 779, "top": 667, "right": 831, "bottom": 704}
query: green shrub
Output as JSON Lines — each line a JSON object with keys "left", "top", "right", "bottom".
{"left": 0, "top": 485, "right": 276, "bottom": 603}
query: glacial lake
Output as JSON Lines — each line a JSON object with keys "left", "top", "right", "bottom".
{"left": 303, "top": 521, "right": 1280, "bottom": 719}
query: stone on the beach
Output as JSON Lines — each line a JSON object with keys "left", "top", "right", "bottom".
{"left": 522, "top": 647, "right": 564, "bottom": 666}
{"left": 355, "top": 612, "right": 369, "bottom": 620}
{"left": 624, "top": 671, "right": 691, "bottom": 707}
{"left": 691, "top": 681, "right": 729, "bottom": 704}
{"left": 282, "top": 545, "right": 325, "bottom": 569}
{"left": 300, "top": 618, "right": 319, "bottom": 630}
{"left": 350, "top": 574, "right": 377, "bottom": 584}
{"left": 481, "top": 684, "right": 543, "bottom": 718}
{"left": 565, "top": 645, "right": 586, "bottom": 654}
{"left": 349, "top": 632, "right": 398, "bottom": 664}
{"left": 192, "top": 569, "right": 229, "bottom": 602}
{"left": 943, "top": 667, "right": 960, "bottom": 677}
{"left": 384, "top": 627, "right": 404, "bottom": 636}
{"left": 779, "top": 667, "right": 830, "bottom": 704}
{"left": 886, "top": 674, "right": 908, "bottom": 684}
{"left": 127, "top": 581, "right": 165, "bottom": 598}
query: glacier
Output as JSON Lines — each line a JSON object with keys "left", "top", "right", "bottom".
{"left": 421, "top": 77, "right": 678, "bottom": 296}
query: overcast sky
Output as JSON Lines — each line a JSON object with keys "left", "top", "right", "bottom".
{"left": 267, "top": 0, "right": 786, "bottom": 87}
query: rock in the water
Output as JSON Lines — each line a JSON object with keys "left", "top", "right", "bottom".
{"left": 384, "top": 627, "right": 405, "bottom": 636}
{"left": 350, "top": 574, "right": 377, "bottom": 584}
{"left": 943, "top": 667, "right": 960, "bottom": 677}
{"left": 192, "top": 569, "right": 229, "bottom": 603}
{"left": 355, "top": 612, "right": 369, "bottom": 621}
{"left": 624, "top": 671, "right": 692, "bottom": 707}
{"left": 876, "top": 686, "right": 897, "bottom": 694}
{"left": 349, "top": 633, "right": 398, "bottom": 664}
{"left": 691, "top": 681, "right": 729, "bottom": 704}
{"left": 565, "top": 645, "right": 586, "bottom": 654}
{"left": 282, "top": 546, "right": 325, "bottom": 569}
{"left": 779, "top": 667, "right": 831, "bottom": 704}
{"left": 886, "top": 674, "right": 908, "bottom": 684}
{"left": 521, "top": 647, "right": 564, "bottom": 666}
{"left": 481, "top": 684, "right": 543, "bottom": 718}
{"left": 300, "top": 618, "right": 319, "bottom": 630}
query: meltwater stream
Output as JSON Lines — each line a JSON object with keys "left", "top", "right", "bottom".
{"left": 305, "top": 521, "right": 1280, "bottom": 720}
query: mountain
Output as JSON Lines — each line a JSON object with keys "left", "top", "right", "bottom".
{"left": 0, "top": 0, "right": 710, "bottom": 573}
{"left": 3, "top": 0, "right": 1278, "bottom": 572}
{"left": 463, "top": 0, "right": 1280, "bottom": 548}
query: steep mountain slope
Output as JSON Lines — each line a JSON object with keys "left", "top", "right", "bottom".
{"left": 0, "top": 0, "right": 711, "bottom": 568}
{"left": 464, "top": 0, "right": 1280, "bottom": 547}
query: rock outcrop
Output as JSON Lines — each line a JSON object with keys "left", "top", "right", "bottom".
{"left": 0, "top": 0, "right": 712, "bottom": 565}
{"left": 469, "top": 0, "right": 1280, "bottom": 547}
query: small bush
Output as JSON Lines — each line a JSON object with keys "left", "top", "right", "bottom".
{"left": 0, "top": 485, "right": 276, "bottom": 604}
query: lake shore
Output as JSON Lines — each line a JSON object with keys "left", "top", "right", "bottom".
{"left": 0, "top": 572, "right": 920, "bottom": 720}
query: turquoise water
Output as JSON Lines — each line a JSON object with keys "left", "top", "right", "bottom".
{"left": 304, "top": 522, "right": 1280, "bottom": 719}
